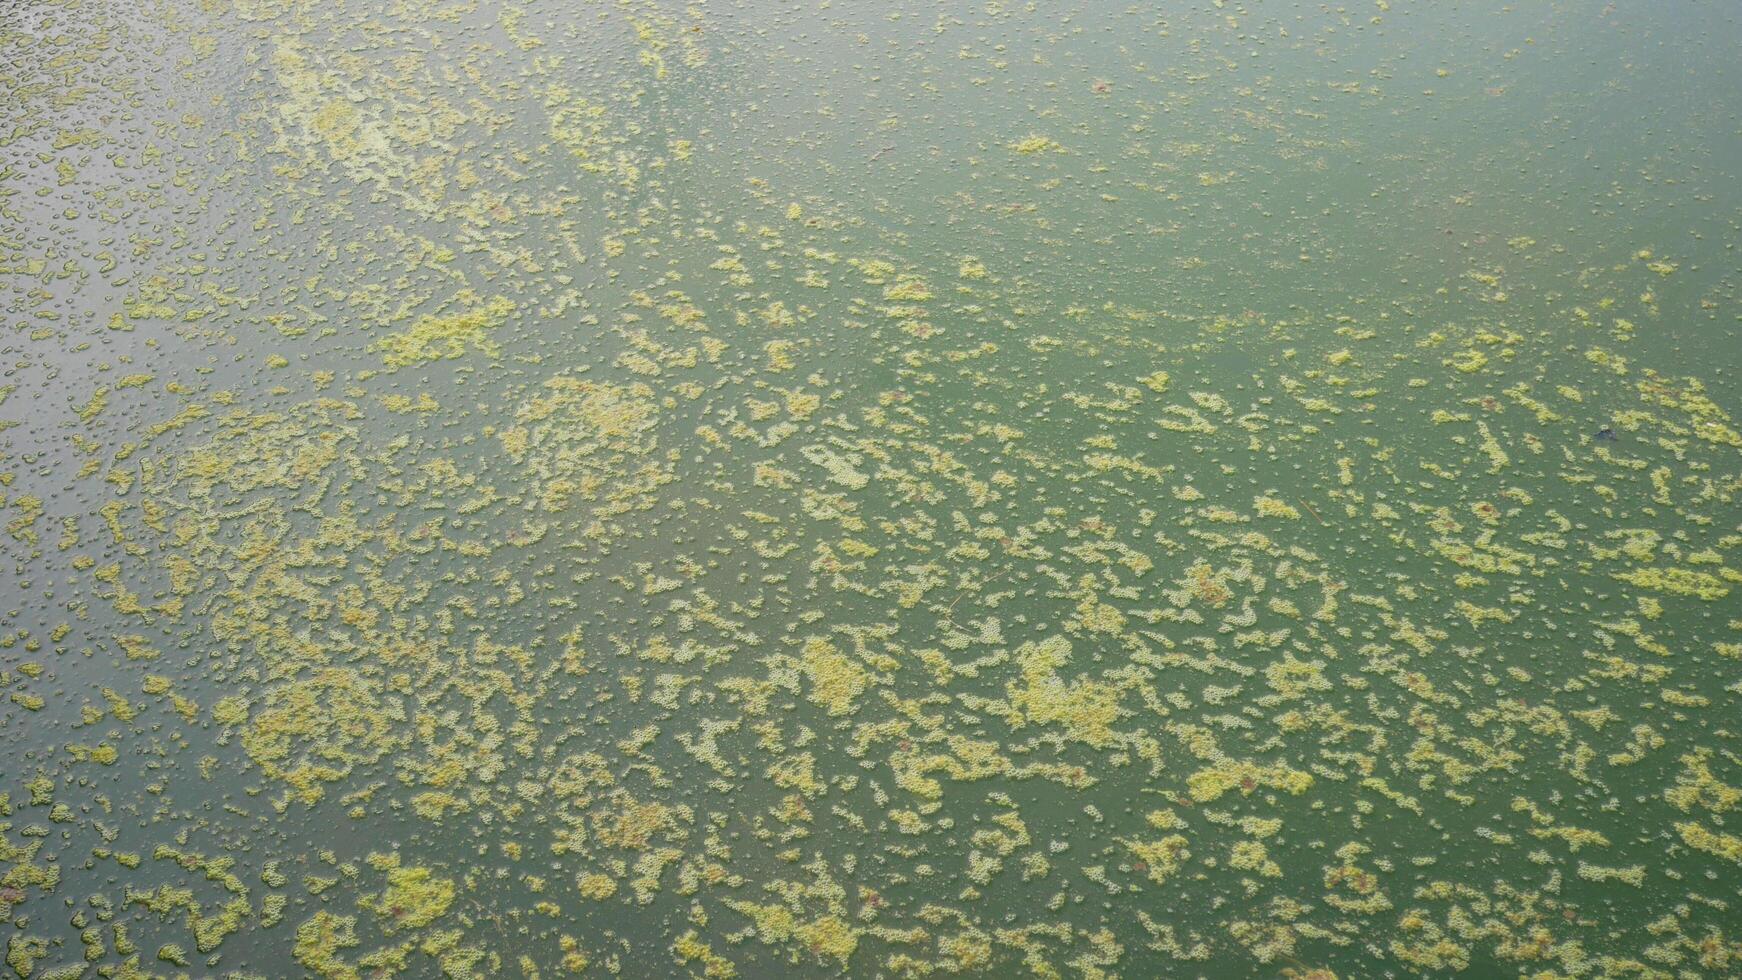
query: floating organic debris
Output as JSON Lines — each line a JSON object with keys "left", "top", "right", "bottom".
{"left": 1, "top": 1, "right": 1739, "bottom": 978}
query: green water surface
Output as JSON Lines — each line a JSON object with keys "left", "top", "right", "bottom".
{"left": 3, "top": 2, "right": 1741, "bottom": 978}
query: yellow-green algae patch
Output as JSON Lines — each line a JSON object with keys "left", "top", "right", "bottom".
{"left": 372, "top": 295, "right": 516, "bottom": 368}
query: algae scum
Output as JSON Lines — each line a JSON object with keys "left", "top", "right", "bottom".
{"left": 4, "top": 1, "right": 1742, "bottom": 978}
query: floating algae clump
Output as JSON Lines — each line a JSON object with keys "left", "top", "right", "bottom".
{"left": 1186, "top": 761, "right": 1314, "bottom": 803}
{"left": 1009, "top": 134, "right": 1064, "bottom": 154}
{"left": 373, "top": 295, "right": 516, "bottom": 368}
{"left": 241, "top": 669, "right": 403, "bottom": 805}
{"left": 795, "top": 915, "right": 860, "bottom": 966}
{"left": 797, "top": 636, "right": 871, "bottom": 716}
{"left": 293, "top": 912, "right": 359, "bottom": 979}
{"left": 726, "top": 900, "right": 860, "bottom": 967}
{"left": 1613, "top": 565, "right": 1732, "bottom": 601}
{"left": 1124, "top": 831, "right": 1191, "bottom": 885}
{"left": 362, "top": 853, "right": 454, "bottom": 930}
{"left": 1007, "top": 636, "right": 1126, "bottom": 748}
{"left": 1677, "top": 823, "right": 1742, "bottom": 864}
{"left": 577, "top": 872, "right": 618, "bottom": 900}
{"left": 502, "top": 375, "right": 672, "bottom": 524}
{"left": 1254, "top": 495, "right": 1301, "bottom": 520}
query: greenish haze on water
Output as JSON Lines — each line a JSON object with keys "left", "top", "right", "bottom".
{"left": 4, "top": 1, "right": 1742, "bottom": 978}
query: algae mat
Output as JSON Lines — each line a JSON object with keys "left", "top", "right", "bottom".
{"left": 3, "top": 1, "right": 1742, "bottom": 978}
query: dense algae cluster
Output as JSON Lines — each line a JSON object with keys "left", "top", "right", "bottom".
{"left": 2, "top": 1, "right": 1741, "bottom": 978}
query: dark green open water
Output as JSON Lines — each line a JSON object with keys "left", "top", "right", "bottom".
{"left": 3, "top": 1, "right": 1741, "bottom": 977}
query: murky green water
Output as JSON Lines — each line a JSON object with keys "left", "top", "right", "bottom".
{"left": 3, "top": 1, "right": 1741, "bottom": 978}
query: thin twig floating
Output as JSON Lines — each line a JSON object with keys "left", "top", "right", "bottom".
{"left": 943, "top": 568, "right": 1012, "bottom": 630}
{"left": 1298, "top": 499, "right": 1326, "bottom": 525}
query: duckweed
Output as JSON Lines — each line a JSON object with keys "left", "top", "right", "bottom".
{"left": 1, "top": 1, "right": 1740, "bottom": 978}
